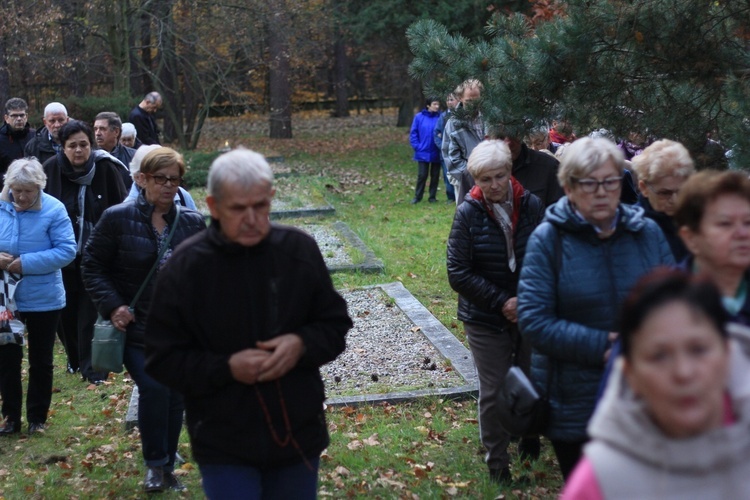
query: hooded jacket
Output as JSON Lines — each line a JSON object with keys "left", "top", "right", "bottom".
{"left": 0, "top": 188, "right": 76, "bottom": 311}
{"left": 409, "top": 108, "right": 441, "bottom": 163}
{"left": 566, "top": 334, "right": 750, "bottom": 499}
{"left": 517, "top": 197, "right": 674, "bottom": 441}
{"left": 448, "top": 179, "right": 544, "bottom": 329}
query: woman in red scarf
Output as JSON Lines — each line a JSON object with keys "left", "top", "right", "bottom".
{"left": 447, "top": 140, "right": 546, "bottom": 484}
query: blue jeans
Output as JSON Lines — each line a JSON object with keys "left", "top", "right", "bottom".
{"left": 441, "top": 159, "right": 455, "bottom": 201}
{"left": 200, "top": 458, "right": 320, "bottom": 500}
{"left": 123, "top": 345, "right": 184, "bottom": 469}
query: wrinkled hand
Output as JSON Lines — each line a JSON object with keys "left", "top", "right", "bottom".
{"left": 502, "top": 297, "right": 518, "bottom": 323}
{"left": 0, "top": 252, "right": 18, "bottom": 273}
{"left": 603, "top": 331, "right": 619, "bottom": 363}
{"left": 229, "top": 334, "right": 305, "bottom": 385}
{"left": 110, "top": 305, "right": 134, "bottom": 333}
{"left": 229, "top": 349, "right": 274, "bottom": 384}
{"left": 255, "top": 334, "right": 306, "bottom": 383}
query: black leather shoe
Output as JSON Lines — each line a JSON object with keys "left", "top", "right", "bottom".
{"left": 518, "top": 437, "right": 541, "bottom": 461}
{"left": 28, "top": 422, "right": 46, "bottom": 434}
{"left": 489, "top": 466, "right": 512, "bottom": 484}
{"left": 144, "top": 466, "right": 166, "bottom": 493}
{"left": 0, "top": 420, "right": 20, "bottom": 436}
{"left": 164, "top": 471, "right": 187, "bottom": 492}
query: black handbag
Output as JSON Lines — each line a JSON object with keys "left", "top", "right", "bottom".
{"left": 497, "top": 364, "right": 550, "bottom": 437}
{"left": 91, "top": 206, "right": 181, "bottom": 373}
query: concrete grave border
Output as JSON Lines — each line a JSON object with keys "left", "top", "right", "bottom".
{"left": 326, "top": 221, "right": 384, "bottom": 274}
{"left": 126, "top": 281, "right": 477, "bottom": 428}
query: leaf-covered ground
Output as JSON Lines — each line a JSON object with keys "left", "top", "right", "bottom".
{"left": 0, "top": 111, "right": 564, "bottom": 498}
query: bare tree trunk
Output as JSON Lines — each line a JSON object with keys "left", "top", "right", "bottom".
{"left": 0, "top": 37, "right": 9, "bottom": 102}
{"left": 57, "top": 0, "right": 87, "bottom": 97}
{"left": 332, "top": 33, "right": 349, "bottom": 118}
{"left": 138, "top": 12, "right": 152, "bottom": 97}
{"left": 396, "top": 80, "right": 421, "bottom": 127}
{"left": 268, "top": 3, "right": 292, "bottom": 139}
{"left": 153, "top": 0, "right": 184, "bottom": 146}
{"left": 103, "top": 0, "right": 131, "bottom": 95}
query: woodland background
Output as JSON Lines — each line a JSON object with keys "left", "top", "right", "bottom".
{"left": 0, "top": 0, "right": 519, "bottom": 148}
{"left": 2, "top": 1, "right": 750, "bottom": 165}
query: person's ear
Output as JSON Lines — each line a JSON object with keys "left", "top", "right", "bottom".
{"left": 622, "top": 357, "right": 641, "bottom": 397}
{"left": 679, "top": 225, "right": 700, "bottom": 256}
{"left": 638, "top": 179, "right": 647, "bottom": 194}
{"left": 206, "top": 195, "right": 219, "bottom": 220}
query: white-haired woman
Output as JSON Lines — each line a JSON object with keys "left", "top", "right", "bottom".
{"left": 0, "top": 158, "right": 76, "bottom": 435}
{"left": 447, "top": 140, "right": 545, "bottom": 483}
{"left": 517, "top": 137, "right": 674, "bottom": 479}
{"left": 631, "top": 139, "right": 696, "bottom": 262}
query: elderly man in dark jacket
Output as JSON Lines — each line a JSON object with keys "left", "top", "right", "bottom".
{"left": 144, "top": 148, "right": 352, "bottom": 499}
{"left": 447, "top": 140, "right": 545, "bottom": 484}
{"left": 24, "top": 102, "right": 69, "bottom": 165}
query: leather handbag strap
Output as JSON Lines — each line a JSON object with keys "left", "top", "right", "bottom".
{"left": 129, "top": 205, "right": 181, "bottom": 309}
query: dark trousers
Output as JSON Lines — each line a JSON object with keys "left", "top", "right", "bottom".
{"left": 550, "top": 439, "right": 586, "bottom": 481}
{"left": 441, "top": 160, "right": 455, "bottom": 201}
{"left": 124, "top": 345, "right": 184, "bottom": 469}
{"left": 61, "top": 269, "right": 106, "bottom": 382}
{"left": 0, "top": 310, "right": 60, "bottom": 424}
{"left": 414, "top": 161, "right": 441, "bottom": 201}
{"left": 464, "top": 321, "right": 532, "bottom": 470}
{"left": 200, "top": 458, "right": 320, "bottom": 500}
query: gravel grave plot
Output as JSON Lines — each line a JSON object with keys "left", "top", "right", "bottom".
{"left": 322, "top": 288, "right": 466, "bottom": 398}
{"left": 298, "top": 224, "right": 353, "bottom": 266}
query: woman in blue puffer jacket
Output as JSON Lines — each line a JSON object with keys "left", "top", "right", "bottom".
{"left": 409, "top": 98, "right": 441, "bottom": 204}
{"left": 0, "top": 158, "right": 76, "bottom": 435}
{"left": 517, "top": 138, "right": 674, "bottom": 480}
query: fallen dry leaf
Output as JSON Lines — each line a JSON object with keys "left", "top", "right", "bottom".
{"left": 362, "top": 434, "right": 380, "bottom": 446}
{"left": 335, "top": 466, "right": 350, "bottom": 476}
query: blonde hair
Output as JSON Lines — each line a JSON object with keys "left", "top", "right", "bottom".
{"left": 631, "top": 139, "right": 695, "bottom": 183}
{"left": 455, "top": 79, "right": 483, "bottom": 99}
{"left": 140, "top": 147, "right": 186, "bottom": 176}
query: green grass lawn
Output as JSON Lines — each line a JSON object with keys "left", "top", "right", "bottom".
{"left": 0, "top": 113, "right": 563, "bottom": 498}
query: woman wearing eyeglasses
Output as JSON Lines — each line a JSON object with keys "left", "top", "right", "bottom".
{"left": 82, "top": 147, "right": 205, "bottom": 493}
{"left": 631, "top": 139, "right": 695, "bottom": 262}
{"left": 517, "top": 137, "right": 674, "bottom": 479}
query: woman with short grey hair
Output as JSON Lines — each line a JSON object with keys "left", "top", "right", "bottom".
{"left": 448, "top": 140, "right": 545, "bottom": 483}
{"left": 517, "top": 137, "right": 674, "bottom": 479}
{"left": 0, "top": 158, "right": 76, "bottom": 435}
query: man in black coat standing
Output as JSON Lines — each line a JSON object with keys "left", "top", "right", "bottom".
{"left": 128, "top": 92, "right": 162, "bottom": 145}
{"left": 145, "top": 148, "right": 352, "bottom": 499}
{"left": 0, "top": 98, "right": 35, "bottom": 189}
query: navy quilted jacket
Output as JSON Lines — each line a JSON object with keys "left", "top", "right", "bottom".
{"left": 517, "top": 197, "right": 674, "bottom": 441}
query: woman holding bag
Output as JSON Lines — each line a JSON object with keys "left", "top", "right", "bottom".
{"left": 447, "top": 140, "right": 545, "bottom": 483}
{"left": 0, "top": 158, "right": 76, "bottom": 435}
{"left": 82, "top": 147, "right": 205, "bottom": 492}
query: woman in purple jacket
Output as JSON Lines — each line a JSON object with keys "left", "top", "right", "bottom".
{"left": 409, "top": 98, "right": 441, "bottom": 204}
